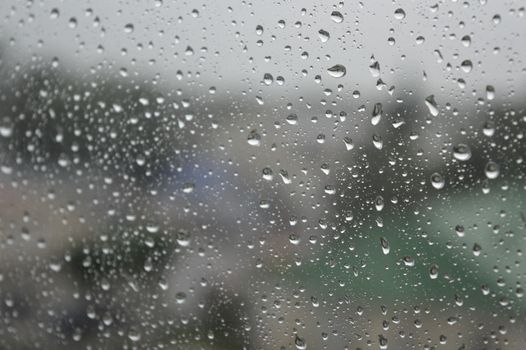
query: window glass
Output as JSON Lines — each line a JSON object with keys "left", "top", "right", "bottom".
{"left": 0, "top": 0, "right": 525, "bottom": 349}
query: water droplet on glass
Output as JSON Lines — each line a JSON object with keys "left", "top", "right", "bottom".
{"left": 369, "top": 60, "right": 380, "bottom": 77}
{"left": 486, "top": 85, "right": 495, "bottom": 100}
{"left": 327, "top": 64, "right": 346, "bottom": 78}
{"left": 372, "top": 134, "right": 383, "bottom": 150}
{"left": 453, "top": 144, "right": 472, "bottom": 161}
{"left": 124, "top": 23, "right": 134, "bottom": 33}
{"left": 262, "top": 167, "right": 273, "bottom": 181}
{"left": 318, "top": 29, "right": 330, "bottom": 42}
{"left": 460, "top": 60, "right": 473, "bottom": 73}
{"left": 424, "top": 95, "right": 439, "bottom": 116}
{"left": 263, "top": 73, "right": 273, "bottom": 85}
{"left": 295, "top": 335, "right": 307, "bottom": 349}
{"left": 482, "top": 120, "right": 495, "bottom": 137}
{"left": 330, "top": 11, "right": 343, "bottom": 23}
{"left": 429, "top": 264, "right": 439, "bottom": 279}
{"left": 247, "top": 129, "right": 261, "bottom": 146}
{"left": 343, "top": 136, "right": 354, "bottom": 150}
{"left": 175, "top": 292, "right": 187, "bottom": 304}
{"left": 403, "top": 256, "right": 415, "bottom": 267}
{"left": 286, "top": 114, "right": 298, "bottom": 125}
{"left": 371, "top": 103, "right": 382, "bottom": 125}
{"left": 430, "top": 173, "right": 445, "bottom": 189}
{"left": 394, "top": 8, "right": 406, "bottom": 19}
{"left": 176, "top": 231, "right": 191, "bottom": 247}
{"left": 128, "top": 328, "right": 141, "bottom": 342}
{"left": 484, "top": 161, "right": 500, "bottom": 179}
{"left": 380, "top": 237, "right": 390, "bottom": 255}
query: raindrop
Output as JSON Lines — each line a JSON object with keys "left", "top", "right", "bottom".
{"left": 394, "top": 8, "right": 406, "bottom": 19}
{"left": 482, "top": 121, "right": 495, "bottom": 137}
{"left": 430, "top": 173, "right": 445, "bottom": 189}
{"left": 318, "top": 29, "right": 330, "bottom": 42}
{"left": 460, "top": 60, "right": 473, "bottom": 73}
{"left": 247, "top": 130, "right": 261, "bottom": 146}
{"left": 484, "top": 161, "right": 500, "bottom": 179}
{"left": 429, "top": 264, "right": 439, "bottom": 279}
{"left": 263, "top": 73, "right": 273, "bottom": 85}
{"left": 453, "top": 144, "right": 472, "bottom": 161}
{"left": 327, "top": 64, "right": 346, "bottom": 78}
{"left": 372, "top": 134, "right": 383, "bottom": 150}
{"left": 343, "top": 136, "right": 354, "bottom": 150}
{"left": 424, "top": 95, "right": 439, "bottom": 116}
{"left": 403, "top": 256, "right": 415, "bottom": 267}
{"left": 262, "top": 167, "right": 273, "bottom": 181}
{"left": 175, "top": 292, "right": 187, "bottom": 304}
{"left": 380, "top": 237, "right": 390, "bottom": 255}
{"left": 330, "top": 11, "right": 343, "bottom": 23}
{"left": 295, "top": 335, "right": 307, "bottom": 349}
{"left": 371, "top": 103, "right": 382, "bottom": 125}
{"left": 124, "top": 23, "right": 134, "bottom": 33}
{"left": 486, "top": 85, "right": 495, "bottom": 100}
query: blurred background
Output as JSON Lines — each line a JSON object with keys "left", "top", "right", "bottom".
{"left": 0, "top": 0, "right": 525, "bottom": 349}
